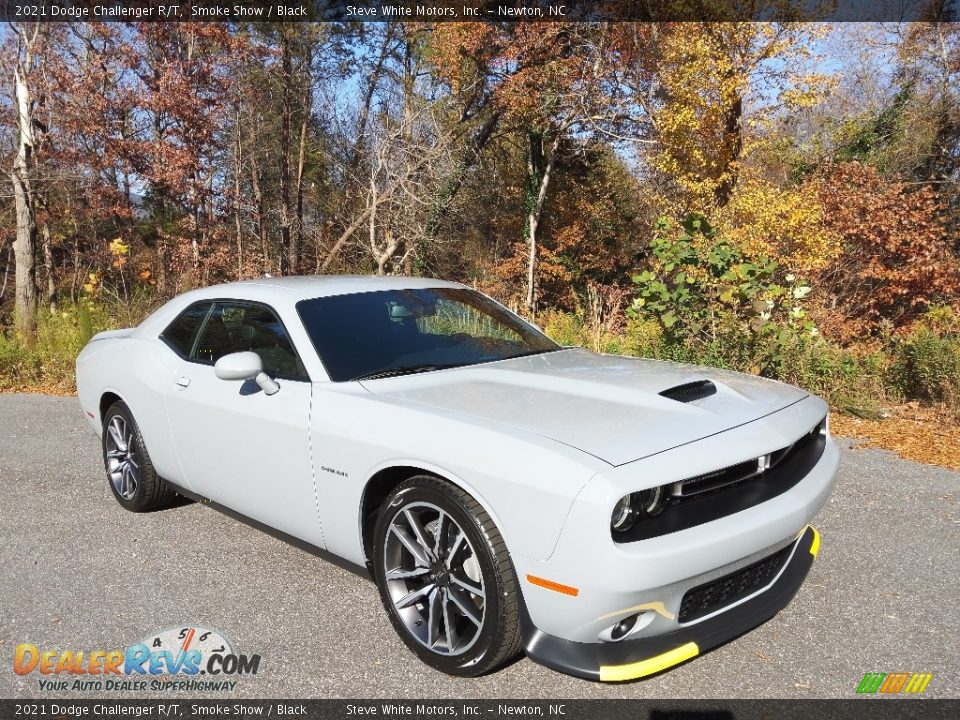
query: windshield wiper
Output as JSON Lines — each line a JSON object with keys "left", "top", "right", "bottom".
{"left": 351, "top": 363, "right": 462, "bottom": 382}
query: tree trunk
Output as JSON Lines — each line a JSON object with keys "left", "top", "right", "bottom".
{"left": 713, "top": 88, "right": 743, "bottom": 208}
{"left": 292, "top": 82, "right": 311, "bottom": 276}
{"left": 41, "top": 223, "right": 56, "bottom": 312}
{"left": 524, "top": 130, "right": 560, "bottom": 317}
{"left": 249, "top": 151, "right": 269, "bottom": 274}
{"left": 156, "top": 236, "right": 168, "bottom": 294}
{"left": 1, "top": 243, "right": 11, "bottom": 300}
{"left": 368, "top": 174, "right": 380, "bottom": 274}
{"left": 278, "top": 33, "right": 293, "bottom": 274}
{"left": 12, "top": 65, "right": 38, "bottom": 338}
{"left": 233, "top": 106, "right": 244, "bottom": 280}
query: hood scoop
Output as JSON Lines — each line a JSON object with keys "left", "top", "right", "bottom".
{"left": 366, "top": 348, "right": 810, "bottom": 466}
{"left": 659, "top": 379, "right": 717, "bottom": 403}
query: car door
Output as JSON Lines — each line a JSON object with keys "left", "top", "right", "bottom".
{"left": 161, "top": 299, "right": 323, "bottom": 548}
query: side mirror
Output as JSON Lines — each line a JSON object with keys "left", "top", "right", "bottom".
{"left": 214, "top": 351, "right": 280, "bottom": 395}
{"left": 215, "top": 351, "right": 262, "bottom": 380}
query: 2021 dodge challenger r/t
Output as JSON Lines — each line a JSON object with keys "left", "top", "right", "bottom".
{"left": 76, "top": 276, "right": 837, "bottom": 681}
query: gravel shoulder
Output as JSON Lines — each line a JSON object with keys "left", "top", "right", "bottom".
{"left": 1, "top": 393, "right": 957, "bottom": 699}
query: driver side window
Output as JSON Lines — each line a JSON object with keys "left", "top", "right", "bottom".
{"left": 191, "top": 302, "right": 308, "bottom": 381}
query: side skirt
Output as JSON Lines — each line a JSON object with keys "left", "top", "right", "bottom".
{"left": 167, "top": 482, "right": 372, "bottom": 581}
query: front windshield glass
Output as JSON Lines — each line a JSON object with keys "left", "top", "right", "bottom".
{"left": 296, "top": 288, "right": 560, "bottom": 382}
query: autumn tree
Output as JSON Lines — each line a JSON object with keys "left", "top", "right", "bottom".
{"left": 361, "top": 28, "right": 462, "bottom": 275}
{"left": 5, "top": 24, "right": 53, "bottom": 337}
{"left": 641, "top": 23, "right": 843, "bottom": 281}
{"left": 432, "top": 23, "right": 636, "bottom": 314}
{"left": 488, "top": 145, "right": 645, "bottom": 312}
{"left": 890, "top": 22, "right": 959, "bottom": 235}
{"left": 815, "top": 161, "right": 960, "bottom": 340}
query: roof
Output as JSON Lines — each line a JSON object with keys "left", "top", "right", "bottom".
{"left": 133, "top": 275, "right": 469, "bottom": 337}
{"left": 198, "top": 274, "right": 465, "bottom": 298}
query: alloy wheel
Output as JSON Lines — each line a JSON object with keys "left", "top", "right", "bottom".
{"left": 382, "top": 501, "right": 486, "bottom": 656}
{"left": 105, "top": 414, "right": 139, "bottom": 500}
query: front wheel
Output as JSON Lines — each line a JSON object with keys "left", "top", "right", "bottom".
{"left": 102, "top": 400, "right": 177, "bottom": 512}
{"left": 372, "top": 475, "right": 523, "bottom": 676}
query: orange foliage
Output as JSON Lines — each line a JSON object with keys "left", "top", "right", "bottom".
{"left": 430, "top": 23, "right": 598, "bottom": 128}
{"left": 815, "top": 162, "right": 960, "bottom": 341}
{"left": 483, "top": 150, "right": 643, "bottom": 312}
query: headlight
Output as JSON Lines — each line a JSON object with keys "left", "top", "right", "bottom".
{"left": 637, "top": 485, "right": 665, "bottom": 516}
{"left": 611, "top": 486, "right": 667, "bottom": 534}
{"left": 610, "top": 495, "right": 636, "bottom": 532}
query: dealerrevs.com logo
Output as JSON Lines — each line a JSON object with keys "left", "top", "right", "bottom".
{"left": 13, "top": 625, "right": 261, "bottom": 692}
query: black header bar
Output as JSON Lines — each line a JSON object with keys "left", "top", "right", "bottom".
{"left": 0, "top": 700, "right": 958, "bottom": 719}
{"left": 0, "top": 0, "right": 957, "bottom": 23}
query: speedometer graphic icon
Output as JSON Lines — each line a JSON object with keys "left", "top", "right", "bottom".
{"left": 138, "top": 625, "right": 235, "bottom": 671}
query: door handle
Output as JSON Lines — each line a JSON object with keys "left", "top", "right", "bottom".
{"left": 175, "top": 376, "right": 191, "bottom": 388}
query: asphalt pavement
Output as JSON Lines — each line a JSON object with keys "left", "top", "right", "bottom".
{"left": 0, "top": 393, "right": 957, "bottom": 699}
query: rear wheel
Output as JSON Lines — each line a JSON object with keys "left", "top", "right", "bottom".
{"left": 102, "top": 400, "right": 177, "bottom": 512}
{"left": 372, "top": 475, "right": 522, "bottom": 676}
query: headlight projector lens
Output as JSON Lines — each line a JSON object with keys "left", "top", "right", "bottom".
{"left": 611, "top": 495, "right": 636, "bottom": 532}
{"left": 612, "top": 486, "right": 667, "bottom": 533}
{"left": 638, "top": 485, "right": 665, "bottom": 516}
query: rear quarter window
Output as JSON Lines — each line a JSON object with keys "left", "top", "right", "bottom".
{"left": 160, "top": 302, "right": 213, "bottom": 357}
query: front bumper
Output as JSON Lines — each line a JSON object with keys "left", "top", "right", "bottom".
{"left": 523, "top": 525, "right": 820, "bottom": 682}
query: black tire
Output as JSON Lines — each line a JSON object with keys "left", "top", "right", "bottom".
{"left": 101, "top": 400, "right": 177, "bottom": 512}
{"left": 372, "top": 475, "right": 523, "bottom": 677}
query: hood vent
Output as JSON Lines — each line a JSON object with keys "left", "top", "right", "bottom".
{"left": 659, "top": 379, "right": 717, "bottom": 403}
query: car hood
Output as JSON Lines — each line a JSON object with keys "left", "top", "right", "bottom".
{"left": 361, "top": 348, "right": 808, "bottom": 466}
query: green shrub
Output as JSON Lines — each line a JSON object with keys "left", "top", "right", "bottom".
{"left": 0, "top": 300, "right": 111, "bottom": 392}
{"left": 542, "top": 310, "right": 589, "bottom": 348}
{"left": 0, "top": 333, "right": 40, "bottom": 390}
{"left": 630, "top": 215, "right": 815, "bottom": 345}
{"left": 892, "top": 306, "right": 960, "bottom": 404}
{"left": 770, "top": 331, "right": 891, "bottom": 414}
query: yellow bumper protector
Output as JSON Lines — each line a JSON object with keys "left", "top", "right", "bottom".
{"left": 599, "top": 641, "right": 699, "bottom": 682}
{"left": 809, "top": 525, "right": 821, "bottom": 557}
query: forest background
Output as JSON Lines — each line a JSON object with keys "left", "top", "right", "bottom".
{"left": 1, "top": 21, "right": 959, "bottom": 463}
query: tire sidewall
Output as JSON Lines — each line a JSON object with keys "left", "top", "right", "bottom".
{"left": 372, "top": 478, "right": 508, "bottom": 676}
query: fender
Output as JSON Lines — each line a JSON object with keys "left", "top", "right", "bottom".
{"left": 360, "top": 457, "right": 511, "bottom": 561}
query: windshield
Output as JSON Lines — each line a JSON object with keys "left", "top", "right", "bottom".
{"left": 296, "top": 288, "right": 560, "bottom": 382}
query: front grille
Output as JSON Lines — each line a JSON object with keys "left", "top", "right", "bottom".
{"left": 671, "top": 416, "right": 825, "bottom": 500}
{"left": 613, "top": 415, "right": 827, "bottom": 543}
{"left": 678, "top": 543, "right": 793, "bottom": 623}
{"left": 674, "top": 457, "right": 760, "bottom": 497}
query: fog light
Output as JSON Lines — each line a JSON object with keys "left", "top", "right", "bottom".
{"left": 598, "top": 610, "right": 657, "bottom": 642}
{"left": 611, "top": 614, "right": 638, "bottom": 641}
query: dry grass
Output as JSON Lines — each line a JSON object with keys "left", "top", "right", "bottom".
{"left": 0, "top": 386, "right": 76, "bottom": 397}
{"left": 831, "top": 404, "right": 960, "bottom": 470}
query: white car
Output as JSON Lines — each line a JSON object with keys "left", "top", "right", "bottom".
{"left": 76, "top": 276, "right": 837, "bottom": 681}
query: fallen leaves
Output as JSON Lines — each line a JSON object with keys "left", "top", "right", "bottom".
{"left": 831, "top": 404, "right": 960, "bottom": 470}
